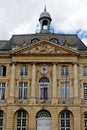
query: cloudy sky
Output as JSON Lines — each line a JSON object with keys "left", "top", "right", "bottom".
{"left": 0, "top": 0, "right": 87, "bottom": 45}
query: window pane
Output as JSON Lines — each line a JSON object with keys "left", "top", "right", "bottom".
{"left": 17, "top": 128, "right": 21, "bottom": 130}
{"left": 66, "top": 120, "right": 70, "bottom": 127}
{"left": 39, "top": 77, "right": 49, "bottom": 100}
{"left": 0, "top": 111, "right": 3, "bottom": 129}
{"left": 40, "top": 88, "right": 44, "bottom": 99}
{"left": 0, "top": 66, "right": 3, "bottom": 76}
{"left": 61, "top": 111, "right": 70, "bottom": 130}
{"left": 22, "top": 119, "right": 26, "bottom": 126}
{"left": 61, "top": 66, "right": 69, "bottom": 76}
{"left": 83, "top": 67, "right": 87, "bottom": 76}
{"left": 61, "top": 82, "right": 70, "bottom": 99}
{"left": 0, "top": 83, "right": 5, "bottom": 100}
{"left": 17, "top": 110, "right": 26, "bottom": 129}
{"left": 20, "top": 66, "right": 28, "bottom": 76}
{"left": 3, "top": 66, "right": 6, "bottom": 76}
{"left": 84, "top": 112, "right": 87, "bottom": 129}
{"left": 19, "top": 82, "right": 28, "bottom": 99}
{"left": 83, "top": 83, "right": 87, "bottom": 100}
{"left": 17, "top": 119, "right": 21, "bottom": 126}
{"left": 0, "top": 66, "right": 6, "bottom": 76}
{"left": 61, "top": 120, "right": 65, "bottom": 127}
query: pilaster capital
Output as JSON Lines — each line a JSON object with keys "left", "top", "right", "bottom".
{"left": 9, "top": 62, "right": 16, "bottom": 66}
{"left": 51, "top": 62, "right": 58, "bottom": 65}
{"left": 31, "top": 62, "right": 37, "bottom": 65}
{"left": 72, "top": 62, "right": 79, "bottom": 66}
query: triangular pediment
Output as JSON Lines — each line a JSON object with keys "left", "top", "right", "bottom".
{"left": 10, "top": 40, "right": 79, "bottom": 55}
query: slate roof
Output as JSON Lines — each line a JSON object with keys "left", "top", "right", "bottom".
{"left": 0, "top": 40, "right": 8, "bottom": 49}
{"left": 1, "top": 33, "right": 87, "bottom": 51}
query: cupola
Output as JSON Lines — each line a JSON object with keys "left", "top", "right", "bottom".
{"left": 39, "top": 6, "right": 52, "bottom": 33}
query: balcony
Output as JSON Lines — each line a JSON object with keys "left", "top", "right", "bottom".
{"left": 58, "top": 98, "right": 73, "bottom": 104}
{"left": 35, "top": 29, "right": 54, "bottom": 34}
{"left": 37, "top": 98, "right": 51, "bottom": 104}
{"left": 0, "top": 99, "right": 6, "bottom": 104}
{"left": 15, "top": 98, "right": 29, "bottom": 104}
{"left": 81, "top": 99, "right": 87, "bottom": 104}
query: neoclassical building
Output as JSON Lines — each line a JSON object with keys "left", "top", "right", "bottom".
{"left": 0, "top": 7, "right": 87, "bottom": 130}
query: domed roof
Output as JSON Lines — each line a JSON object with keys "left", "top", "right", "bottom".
{"left": 39, "top": 7, "right": 52, "bottom": 21}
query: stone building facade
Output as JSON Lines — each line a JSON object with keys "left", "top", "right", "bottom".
{"left": 0, "top": 8, "right": 87, "bottom": 130}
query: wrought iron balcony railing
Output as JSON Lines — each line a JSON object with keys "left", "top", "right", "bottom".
{"left": 58, "top": 98, "right": 73, "bottom": 104}
{"left": 35, "top": 29, "right": 54, "bottom": 34}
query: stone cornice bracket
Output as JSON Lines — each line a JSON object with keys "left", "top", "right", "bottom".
{"left": 64, "top": 106, "right": 68, "bottom": 110}
{"left": 51, "top": 62, "right": 58, "bottom": 65}
{"left": 9, "top": 62, "right": 17, "bottom": 66}
{"left": 30, "top": 62, "right": 37, "bottom": 65}
{"left": 72, "top": 62, "right": 79, "bottom": 66}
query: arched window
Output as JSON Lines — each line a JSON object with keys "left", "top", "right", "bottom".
{"left": 39, "top": 77, "right": 50, "bottom": 100}
{"left": 16, "top": 110, "right": 27, "bottom": 130}
{"left": 36, "top": 110, "right": 51, "bottom": 130}
{"left": 60, "top": 110, "right": 71, "bottom": 130}
{"left": 42, "top": 20, "right": 48, "bottom": 30}
{"left": 0, "top": 110, "right": 4, "bottom": 129}
{"left": 84, "top": 112, "right": 87, "bottom": 129}
{"left": 36, "top": 110, "right": 51, "bottom": 118}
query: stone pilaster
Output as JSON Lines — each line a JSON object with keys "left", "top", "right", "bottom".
{"left": 73, "top": 62, "right": 79, "bottom": 104}
{"left": 9, "top": 62, "right": 16, "bottom": 103}
{"left": 30, "top": 63, "right": 36, "bottom": 104}
{"left": 52, "top": 63, "right": 57, "bottom": 104}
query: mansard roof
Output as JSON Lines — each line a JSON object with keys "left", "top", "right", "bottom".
{"left": 0, "top": 33, "right": 87, "bottom": 51}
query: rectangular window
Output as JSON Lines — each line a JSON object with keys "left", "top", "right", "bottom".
{"left": 61, "top": 82, "right": 70, "bottom": 99}
{"left": 83, "top": 67, "right": 87, "bottom": 76}
{"left": 39, "top": 83, "right": 49, "bottom": 100}
{"left": 40, "top": 87, "right": 48, "bottom": 99}
{"left": 0, "top": 66, "right": 6, "bottom": 76}
{"left": 19, "top": 82, "right": 28, "bottom": 99}
{"left": 20, "top": 66, "right": 28, "bottom": 76}
{"left": 61, "top": 66, "right": 69, "bottom": 76}
{"left": 0, "top": 83, "right": 5, "bottom": 100}
{"left": 83, "top": 83, "right": 87, "bottom": 100}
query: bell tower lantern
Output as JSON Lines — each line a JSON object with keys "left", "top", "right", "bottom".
{"left": 39, "top": 7, "right": 52, "bottom": 33}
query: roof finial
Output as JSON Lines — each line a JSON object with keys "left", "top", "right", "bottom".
{"left": 44, "top": 5, "right": 46, "bottom": 12}
{"left": 44, "top": 0, "right": 46, "bottom": 12}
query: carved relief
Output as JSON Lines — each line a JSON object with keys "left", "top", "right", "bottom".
{"left": 12, "top": 41, "right": 78, "bottom": 55}
{"left": 22, "top": 44, "right": 61, "bottom": 54}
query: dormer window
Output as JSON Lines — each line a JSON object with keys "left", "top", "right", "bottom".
{"left": 31, "top": 38, "right": 40, "bottom": 44}
{"left": 50, "top": 38, "right": 59, "bottom": 44}
{"left": 0, "top": 66, "right": 6, "bottom": 76}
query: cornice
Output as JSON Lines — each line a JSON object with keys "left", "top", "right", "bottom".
{"left": 10, "top": 40, "right": 80, "bottom": 55}
{"left": 10, "top": 52, "right": 79, "bottom": 57}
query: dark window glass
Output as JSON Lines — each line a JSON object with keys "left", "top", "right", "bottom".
{"left": 17, "top": 110, "right": 26, "bottom": 130}
{"left": 20, "top": 66, "right": 28, "bottom": 76}
{"left": 0, "top": 66, "right": 6, "bottom": 76}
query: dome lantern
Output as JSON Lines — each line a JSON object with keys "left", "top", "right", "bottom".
{"left": 39, "top": 6, "right": 52, "bottom": 33}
